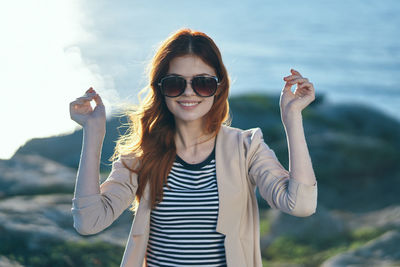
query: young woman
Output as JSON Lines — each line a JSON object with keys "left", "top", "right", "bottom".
{"left": 69, "top": 29, "right": 317, "bottom": 267}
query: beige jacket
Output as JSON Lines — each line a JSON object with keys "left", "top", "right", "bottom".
{"left": 71, "top": 125, "right": 318, "bottom": 267}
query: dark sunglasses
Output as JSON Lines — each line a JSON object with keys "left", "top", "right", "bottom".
{"left": 158, "top": 75, "right": 220, "bottom": 97}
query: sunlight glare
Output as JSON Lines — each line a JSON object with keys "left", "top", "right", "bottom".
{"left": 0, "top": 0, "right": 115, "bottom": 159}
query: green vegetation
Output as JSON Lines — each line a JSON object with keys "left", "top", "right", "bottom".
{"left": 259, "top": 217, "right": 271, "bottom": 237}
{"left": 259, "top": 210, "right": 272, "bottom": 236}
{"left": 1, "top": 238, "right": 124, "bottom": 266}
{"left": 230, "top": 93, "right": 276, "bottom": 113}
{"left": 0, "top": 225, "right": 124, "bottom": 266}
{"left": 260, "top": 219, "right": 388, "bottom": 267}
{"left": 6, "top": 93, "right": 400, "bottom": 265}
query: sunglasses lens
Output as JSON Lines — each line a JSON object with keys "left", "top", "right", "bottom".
{"left": 161, "top": 77, "right": 185, "bottom": 97}
{"left": 192, "top": 77, "right": 218, "bottom": 97}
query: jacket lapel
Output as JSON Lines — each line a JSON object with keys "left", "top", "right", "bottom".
{"left": 133, "top": 125, "right": 245, "bottom": 236}
{"left": 124, "top": 125, "right": 248, "bottom": 266}
{"left": 131, "top": 183, "right": 151, "bottom": 235}
{"left": 215, "top": 125, "right": 245, "bottom": 235}
{"left": 215, "top": 125, "right": 248, "bottom": 266}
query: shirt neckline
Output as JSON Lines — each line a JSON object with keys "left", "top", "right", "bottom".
{"left": 175, "top": 144, "right": 216, "bottom": 170}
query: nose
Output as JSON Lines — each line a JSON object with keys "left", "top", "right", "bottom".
{"left": 182, "top": 79, "right": 196, "bottom": 96}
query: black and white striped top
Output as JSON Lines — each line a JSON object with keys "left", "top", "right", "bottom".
{"left": 146, "top": 148, "right": 227, "bottom": 266}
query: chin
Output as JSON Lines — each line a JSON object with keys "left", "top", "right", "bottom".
{"left": 175, "top": 116, "right": 203, "bottom": 124}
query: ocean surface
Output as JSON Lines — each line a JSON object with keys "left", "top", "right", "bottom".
{"left": 76, "top": 0, "right": 400, "bottom": 122}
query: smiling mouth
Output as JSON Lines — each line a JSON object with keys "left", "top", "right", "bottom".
{"left": 178, "top": 101, "right": 200, "bottom": 107}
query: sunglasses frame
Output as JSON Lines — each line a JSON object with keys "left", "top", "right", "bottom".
{"left": 158, "top": 75, "right": 220, "bottom": 98}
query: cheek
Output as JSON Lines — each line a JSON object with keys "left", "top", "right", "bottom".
{"left": 208, "top": 97, "right": 215, "bottom": 109}
{"left": 164, "top": 98, "right": 174, "bottom": 113}
{"left": 202, "top": 97, "right": 215, "bottom": 115}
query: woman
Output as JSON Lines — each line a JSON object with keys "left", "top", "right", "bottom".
{"left": 70, "top": 29, "right": 317, "bottom": 267}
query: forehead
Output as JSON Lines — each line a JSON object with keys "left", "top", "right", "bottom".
{"left": 167, "top": 55, "right": 216, "bottom": 76}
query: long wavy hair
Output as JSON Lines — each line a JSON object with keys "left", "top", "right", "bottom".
{"left": 111, "top": 29, "right": 230, "bottom": 210}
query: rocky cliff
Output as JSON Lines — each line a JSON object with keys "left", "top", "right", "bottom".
{"left": 2, "top": 93, "right": 400, "bottom": 266}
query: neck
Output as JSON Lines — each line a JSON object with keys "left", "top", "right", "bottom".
{"left": 174, "top": 120, "right": 214, "bottom": 152}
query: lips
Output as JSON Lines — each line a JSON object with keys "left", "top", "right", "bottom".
{"left": 177, "top": 101, "right": 201, "bottom": 107}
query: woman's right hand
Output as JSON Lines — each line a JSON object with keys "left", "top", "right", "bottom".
{"left": 69, "top": 87, "right": 106, "bottom": 131}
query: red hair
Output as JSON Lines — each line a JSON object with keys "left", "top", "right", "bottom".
{"left": 112, "top": 29, "right": 230, "bottom": 210}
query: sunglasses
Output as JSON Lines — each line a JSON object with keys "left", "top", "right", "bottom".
{"left": 158, "top": 75, "right": 220, "bottom": 97}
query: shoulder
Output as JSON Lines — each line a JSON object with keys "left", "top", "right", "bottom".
{"left": 112, "top": 153, "right": 139, "bottom": 171}
{"left": 219, "top": 125, "right": 264, "bottom": 145}
{"left": 217, "top": 126, "right": 271, "bottom": 178}
{"left": 218, "top": 125, "right": 268, "bottom": 165}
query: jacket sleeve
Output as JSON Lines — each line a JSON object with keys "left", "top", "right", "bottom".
{"left": 244, "top": 128, "right": 317, "bottom": 217}
{"left": 71, "top": 156, "right": 138, "bottom": 235}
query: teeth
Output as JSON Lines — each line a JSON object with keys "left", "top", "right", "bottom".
{"left": 179, "top": 102, "right": 199, "bottom": 107}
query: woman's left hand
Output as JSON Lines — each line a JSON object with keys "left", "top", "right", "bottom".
{"left": 280, "top": 69, "right": 315, "bottom": 124}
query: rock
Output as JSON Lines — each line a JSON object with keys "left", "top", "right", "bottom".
{"left": 333, "top": 205, "right": 400, "bottom": 231}
{"left": 322, "top": 230, "right": 400, "bottom": 267}
{"left": 0, "top": 154, "right": 76, "bottom": 197}
{"left": 261, "top": 205, "right": 345, "bottom": 247}
{"left": 0, "top": 256, "right": 24, "bottom": 267}
{"left": 12, "top": 94, "right": 400, "bottom": 212}
{"left": 0, "top": 194, "right": 133, "bottom": 249}
{"left": 0, "top": 152, "right": 135, "bottom": 258}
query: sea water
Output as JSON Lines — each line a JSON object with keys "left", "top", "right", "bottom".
{"left": 78, "top": 0, "right": 400, "bottom": 122}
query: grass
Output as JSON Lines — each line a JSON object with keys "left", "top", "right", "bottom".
{"left": 0, "top": 225, "right": 124, "bottom": 267}
{"left": 0, "top": 215, "right": 392, "bottom": 266}
{"left": 260, "top": 222, "right": 388, "bottom": 267}
{"left": 4, "top": 240, "right": 124, "bottom": 267}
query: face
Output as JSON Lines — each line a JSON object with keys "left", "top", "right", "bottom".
{"left": 164, "top": 55, "right": 216, "bottom": 127}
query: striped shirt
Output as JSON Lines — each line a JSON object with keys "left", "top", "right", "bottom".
{"left": 146, "top": 147, "right": 227, "bottom": 266}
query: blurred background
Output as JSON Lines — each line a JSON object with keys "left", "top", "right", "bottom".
{"left": 1, "top": 0, "right": 399, "bottom": 266}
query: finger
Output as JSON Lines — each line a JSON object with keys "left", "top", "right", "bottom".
{"left": 296, "top": 88, "right": 311, "bottom": 96}
{"left": 69, "top": 101, "right": 77, "bottom": 110}
{"left": 69, "top": 100, "right": 84, "bottom": 110}
{"left": 298, "top": 82, "right": 314, "bottom": 90}
{"left": 83, "top": 91, "right": 97, "bottom": 97}
{"left": 76, "top": 94, "right": 96, "bottom": 102}
{"left": 283, "top": 74, "right": 302, "bottom": 81}
{"left": 70, "top": 99, "right": 85, "bottom": 106}
{"left": 85, "top": 87, "right": 95, "bottom": 94}
{"left": 296, "top": 84, "right": 315, "bottom": 99}
{"left": 291, "top": 69, "right": 302, "bottom": 76}
{"left": 282, "top": 81, "right": 293, "bottom": 93}
{"left": 93, "top": 93, "right": 104, "bottom": 106}
{"left": 72, "top": 100, "right": 86, "bottom": 107}
{"left": 70, "top": 98, "right": 91, "bottom": 109}
{"left": 287, "top": 78, "right": 309, "bottom": 84}
{"left": 295, "top": 87, "right": 311, "bottom": 97}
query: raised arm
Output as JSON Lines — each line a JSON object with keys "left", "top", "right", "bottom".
{"left": 69, "top": 88, "right": 137, "bottom": 235}
{"left": 69, "top": 87, "right": 106, "bottom": 198}
{"left": 246, "top": 69, "right": 317, "bottom": 217}
{"left": 280, "top": 69, "right": 317, "bottom": 186}
{"left": 246, "top": 128, "right": 317, "bottom": 217}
